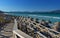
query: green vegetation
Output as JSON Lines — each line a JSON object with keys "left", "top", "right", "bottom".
{"left": 0, "top": 17, "right": 5, "bottom": 23}
{"left": 0, "top": 16, "right": 12, "bottom": 23}
{"left": 6, "top": 10, "right": 60, "bottom": 14}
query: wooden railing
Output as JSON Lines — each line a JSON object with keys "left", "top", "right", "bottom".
{"left": 13, "top": 18, "right": 60, "bottom": 38}
{"left": 13, "top": 19, "right": 33, "bottom": 38}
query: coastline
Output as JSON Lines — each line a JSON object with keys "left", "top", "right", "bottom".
{"left": 16, "top": 15, "right": 60, "bottom": 38}
{"left": 3, "top": 13, "right": 60, "bottom": 23}
{"left": 0, "top": 13, "right": 60, "bottom": 38}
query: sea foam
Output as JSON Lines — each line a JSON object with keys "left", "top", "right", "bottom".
{"left": 28, "top": 15, "right": 60, "bottom": 19}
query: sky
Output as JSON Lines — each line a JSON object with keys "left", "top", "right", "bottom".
{"left": 0, "top": 0, "right": 60, "bottom": 12}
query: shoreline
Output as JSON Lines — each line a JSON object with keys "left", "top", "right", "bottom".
{"left": 0, "top": 13, "right": 60, "bottom": 38}
{"left": 3, "top": 13, "right": 60, "bottom": 23}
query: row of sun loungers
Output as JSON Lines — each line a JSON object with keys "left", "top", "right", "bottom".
{"left": 15, "top": 16, "right": 60, "bottom": 38}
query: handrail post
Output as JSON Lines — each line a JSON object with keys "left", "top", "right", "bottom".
{"left": 13, "top": 33, "right": 17, "bottom": 38}
{"left": 13, "top": 19, "right": 18, "bottom": 38}
{"left": 13, "top": 19, "right": 18, "bottom": 30}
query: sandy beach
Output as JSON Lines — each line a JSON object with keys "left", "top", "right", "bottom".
{"left": 0, "top": 13, "right": 60, "bottom": 38}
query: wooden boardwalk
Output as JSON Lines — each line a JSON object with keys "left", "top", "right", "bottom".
{"left": 0, "top": 17, "right": 60, "bottom": 38}
{"left": 0, "top": 23, "right": 14, "bottom": 38}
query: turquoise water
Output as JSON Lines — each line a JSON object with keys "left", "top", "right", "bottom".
{"left": 6, "top": 13, "right": 60, "bottom": 23}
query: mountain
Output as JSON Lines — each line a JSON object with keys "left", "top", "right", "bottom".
{"left": 4, "top": 10, "right": 60, "bottom": 14}
{"left": 0, "top": 11, "right": 4, "bottom": 13}
{"left": 0, "top": 11, "right": 6, "bottom": 16}
{"left": 50, "top": 10, "right": 60, "bottom": 13}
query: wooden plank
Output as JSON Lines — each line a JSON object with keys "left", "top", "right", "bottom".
{"left": 13, "top": 19, "right": 33, "bottom": 38}
{"left": 13, "top": 30, "right": 33, "bottom": 38}
{"left": 37, "top": 32, "right": 47, "bottom": 38}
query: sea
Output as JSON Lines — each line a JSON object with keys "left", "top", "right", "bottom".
{"left": 4, "top": 13, "right": 60, "bottom": 23}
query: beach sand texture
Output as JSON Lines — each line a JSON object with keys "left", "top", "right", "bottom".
{"left": 0, "top": 23, "right": 14, "bottom": 38}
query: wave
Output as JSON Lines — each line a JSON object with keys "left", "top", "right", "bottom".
{"left": 4, "top": 13, "right": 9, "bottom": 14}
{"left": 3, "top": 13, "right": 60, "bottom": 19}
{"left": 28, "top": 15, "right": 60, "bottom": 19}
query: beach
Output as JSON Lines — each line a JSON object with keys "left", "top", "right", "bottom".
{"left": 0, "top": 13, "right": 60, "bottom": 38}
{"left": 0, "top": 0, "right": 60, "bottom": 38}
{"left": 17, "top": 16, "right": 60, "bottom": 38}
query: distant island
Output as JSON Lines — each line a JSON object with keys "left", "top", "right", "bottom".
{"left": 5, "top": 10, "right": 60, "bottom": 14}
{"left": 0, "top": 10, "right": 60, "bottom": 14}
